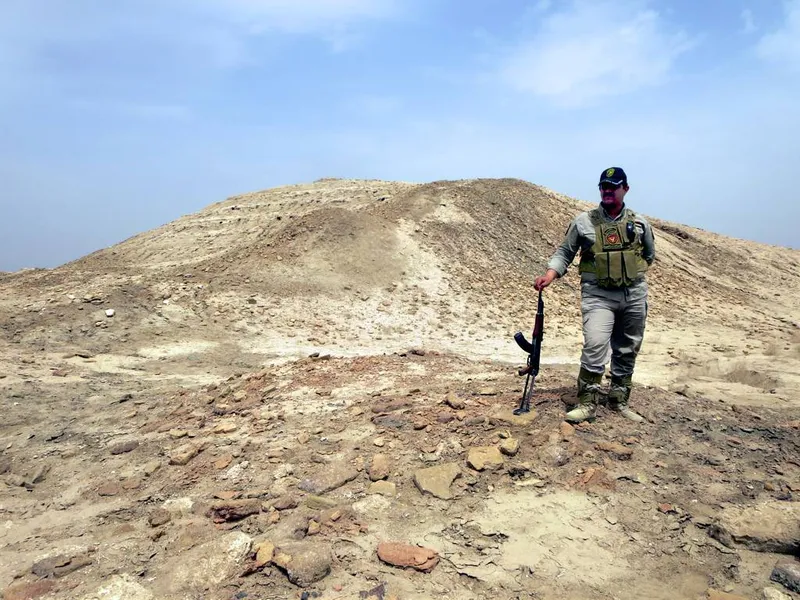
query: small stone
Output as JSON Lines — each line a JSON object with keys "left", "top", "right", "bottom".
{"left": 369, "top": 481, "right": 397, "bottom": 496}
{"left": 255, "top": 541, "right": 275, "bottom": 567}
{"left": 298, "top": 462, "right": 359, "bottom": 494}
{"left": 445, "top": 393, "right": 465, "bottom": 410}
{"left": 97, "top": 483, "right": 121, "bottom": 496}
{"left": 169, "top": 444, "right": 200, "bottom": 466}
{"left": 436, "top": 413, "right": 454, "bottom": 424}
{"left": 148, "top": 508, "right": 171, "bottom": 527}
{"left": 771, "top": 559, "right": 800, "bottom": 593}
{"left": 207, "top": 499, "right": 260, "bottom": 522}
{"left": 110, "top": 440, "right": 139, "bottom": 455}
{"left": 596, "top": 441, "right": 633, "bottom": 460}
{"left": 492, "top": 409, "right": 537, "bottom": 426}
{"left": 376, "top": 542, "right": 439, "bottom": 572}
{"left": 711, "top": 503, "right": 800, "bottom": 554}
{"left": 307, "top": 520, "right": 320, "bottom": 535}
{"left": 560, "top": 422, "right": 575, "bottom": 438}
{"left": 763, "top": 587, "right": 793, "bottom": 600}
{"left": 412, "top": 419, "right": 427, "bottom": 430}
{"left": 143, "top": 460, "right": 161, "bottom": 477}
{"left": 297, "top": 432, "right": 310, "bottom": 444}
{"left": 169, "top": 429, "right": 188, "bottom": 439}
{"left": 467, "top": 447, "right": 504, "bottom": 471}
{"left": 413, "top": 463, "right": 461, "bottom": 500}
{"left": 373, "top": 438, "right": 385, "bottom": 447}
{"left": 214, "top": 422, "right": 237, "bottom": 434}
{"left": 105, "top": 309, "right": 115, "bottom": 317}
{"left": 214, "top": 454, "right": 233, "bottom": 470}
{"left": 305, "top": 495, "right": 338, "bottom": 510}
{"left": 499, "top": 438, "right": 520, "bottom": 456}
{"left": 271, "top": 494, "right": 299, "bottom": 510}
{"left": 271, "top": 542, "right": 332, "bottom": 587}
{"left": 368, "top": 454, "right": 390, "bottom": 481}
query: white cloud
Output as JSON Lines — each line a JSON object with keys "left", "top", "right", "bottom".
{"left": 756, "top": 0, "right": 800, "bottom": 68}
{"left": 741, "top": 8, "right": 756, "bottom": 34}
{"left": 498, "top": 0, "right": 693, "bottom": 107}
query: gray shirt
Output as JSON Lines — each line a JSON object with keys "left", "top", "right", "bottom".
{"left": 546, "top": 204, "right": 656, "bottom": 299}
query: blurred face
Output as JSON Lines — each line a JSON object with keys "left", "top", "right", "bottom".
{"left": 599, "top": 181, "right": 628, "bottom": 210}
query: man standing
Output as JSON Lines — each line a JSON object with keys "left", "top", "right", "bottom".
{"left": 534, "top": 167, "right": 656, "bottom": 424}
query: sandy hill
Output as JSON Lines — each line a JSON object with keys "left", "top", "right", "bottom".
{"left": 0, "top": 178, "right": 799, "bottom": 600}
{"left": 1, "top": 178, "right": 798, "bottom": 370}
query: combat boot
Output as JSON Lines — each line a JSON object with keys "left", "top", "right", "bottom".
{"left": 608, "top": 375, "right": 644, "bottom": 423}
{"left": 565, "top": 367, "right": 603, "bottom": 424}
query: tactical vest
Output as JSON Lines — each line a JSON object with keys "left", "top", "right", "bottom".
{"left": 578, "top": 208, "right": 649, "bottom": 288}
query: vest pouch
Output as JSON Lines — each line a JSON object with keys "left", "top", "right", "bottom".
{"left": 621, "top": 250, "right": 640, "bottom": 284}
{"left": 596, "top": 251, "right": 625, "bottom": 288}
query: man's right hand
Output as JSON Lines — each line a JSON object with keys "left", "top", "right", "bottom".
{"left": 534, "top": 270, "right": 557, "bottom": 291}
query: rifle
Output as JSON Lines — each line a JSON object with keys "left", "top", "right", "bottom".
{"left": 512, "top": 290, "right": 544, "bottom": 415}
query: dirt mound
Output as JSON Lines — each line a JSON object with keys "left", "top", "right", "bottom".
{"left": 1, "top": 177, "right": 799, "bottom": 599}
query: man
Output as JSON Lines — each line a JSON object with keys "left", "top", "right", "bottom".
{"left": 534, "top": 167, "right": 655, "bottom": 424}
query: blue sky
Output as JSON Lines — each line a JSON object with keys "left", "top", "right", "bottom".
{"left": 1, "top": 0, "right": 799, "bottom": 271}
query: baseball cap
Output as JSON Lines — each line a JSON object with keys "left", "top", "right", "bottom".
{"left": 599, "top": 167, "right": 627, "bottom": 186}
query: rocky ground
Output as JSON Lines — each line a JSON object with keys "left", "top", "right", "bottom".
{"left": 1, "top": 178, "right": 799, "bottom": 600}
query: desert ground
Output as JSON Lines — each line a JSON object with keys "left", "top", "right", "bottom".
{"left": 1, "top": 178, "right": 798, "bottom": 600}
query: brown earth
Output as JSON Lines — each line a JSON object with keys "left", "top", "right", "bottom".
{"left": 1, "top": 177, "right": 799, "bottom": 600}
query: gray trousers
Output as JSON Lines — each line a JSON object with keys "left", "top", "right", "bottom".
{"left": 580, "top": 283, "right": 648, "bottom": 378}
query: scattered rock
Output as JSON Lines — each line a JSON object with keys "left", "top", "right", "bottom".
{"left": 143, "top": 461, "right": 161, "bottom": 477}
{"left": 445, "top": 393, "right": 465, "bottom": 410}
{"left": 368, "top": 454, "right": 390, "bottom": 481}
{"left": 162, "top": 497, "right": 194, "bottom": 518}
{"left": 467, "top": 446, "right": 505, "bottom": 471}
{"left": 298, "top": 463, "right": 359, "bottom": 494}
{"left": 31, "top": 554, "right": 92, "bottom": 578}
{"left": 148, "top": 508, "right": 171, "bottom": 527}
{"left": 376, "top": 542, "right": 439, "bottom": 573}
{"left": 271, "top": 494, "right": 299, "bottom": 510}
{"left": 158, "top": 532, "right": 252, "bottom": 595}
{"left": 763, "top": 587, "right": 793, "bottom": 600}
{"left": 2, "top": 580, "right": 56, "bottom": 600}
{"left": 492, "top": 409, "right": 537, "bottom": 426}
{"left": 596, "top": 441, "right": 633, "bottom": 460}
{"left": 304, "top": 496, "right": 337, "bottom": 510}
{"left": 207, "top": 499, "right": 261, "bottom": 523}
{"left": 213, "top": 454, "right": 233, "bottom": 470}
{"left": 253, "top": 541, "right": 275, "bottom": 568}
{"left": 83, "top": 574, "right": 154, "bottom": 600}
{"left": 97, "top": 483, "right": 121, "bottom": 497}
{"left": 169, "top": 444, "right": 200, "bottom": 466}
{"left": 710, "top": 502, "right": 800, "bottom": 554}
{"left": 771, "top": 559, "right": 800, "bottom": 593}
{"left": 271, "top": 542, "right": 332, "bottom": 587}
{"left": 369, "top": 481, "right": 397, "bottom": 496}
{"left": 110, "top": 440, "right": 139, "bottom": 455}
{"left": 213, "top": 421, "right": 237, "bottom": 434}
{"left": 499, "top": 438, "right": 520, "bottom": 456}
{"left": 413, "top": 463, "right": 461, "bottom": 500}
{"left": 560, "top": 422, "right": 576, "bottom": 438}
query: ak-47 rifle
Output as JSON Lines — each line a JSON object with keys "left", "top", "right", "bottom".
{"left": 512, "top": 290, "right": 544, "bottom": 415}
